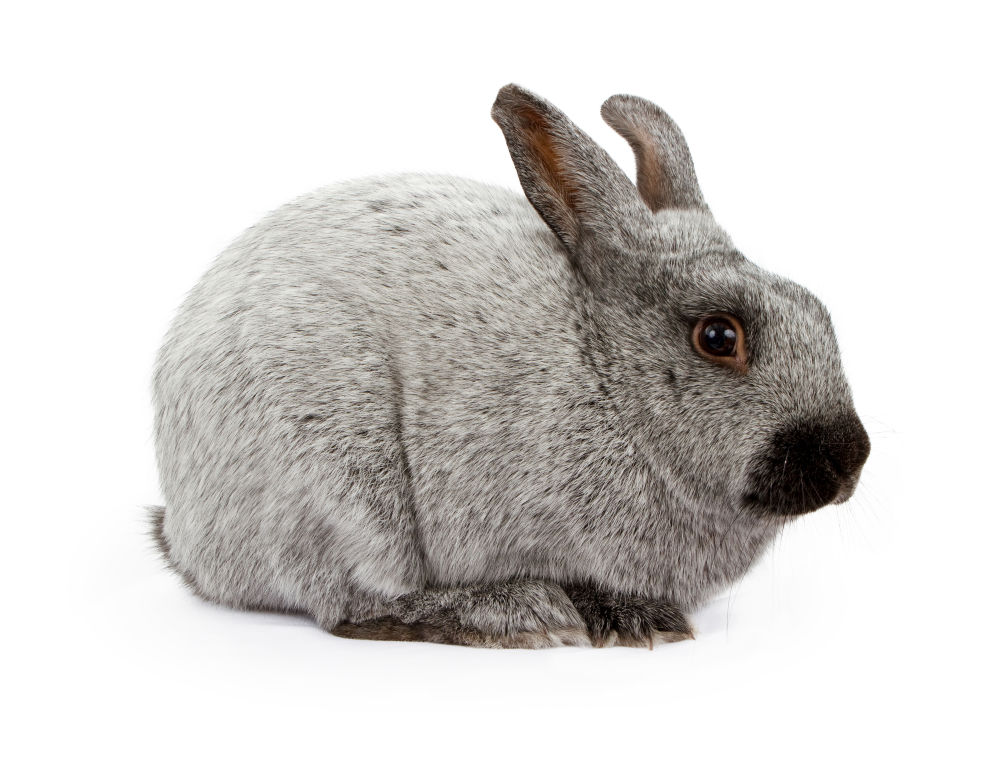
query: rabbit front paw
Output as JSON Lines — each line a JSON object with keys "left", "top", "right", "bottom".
{"left": 562, "top": 584, "right": 694, "bottom": 648}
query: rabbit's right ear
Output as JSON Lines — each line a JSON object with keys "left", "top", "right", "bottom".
{"left": 492, "top": 85, "right": 651, "bottom": 254}
{"left": 601, "top": 95, "right": 708, "bottom": 213}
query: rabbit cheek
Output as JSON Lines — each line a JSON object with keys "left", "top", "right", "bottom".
{"left": 742, "top": 414, "right": 871, "bottom": 517}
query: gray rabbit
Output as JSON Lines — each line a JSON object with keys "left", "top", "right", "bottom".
{"left": 150, "top": 85, "right": 870, "bottom": 649}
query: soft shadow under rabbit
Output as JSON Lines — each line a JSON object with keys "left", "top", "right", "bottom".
{"left": 150, "top": 85, "right": 870, "bottom": 648}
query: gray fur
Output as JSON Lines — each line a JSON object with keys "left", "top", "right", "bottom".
{"left": 151, "top": 84, "right": 868, "bottom": 648}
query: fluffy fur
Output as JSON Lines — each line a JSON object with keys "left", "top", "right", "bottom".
{"left": 151, "top": 85, "right": 869, "bottom": 648}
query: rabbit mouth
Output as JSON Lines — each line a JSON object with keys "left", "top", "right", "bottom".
{"left": 832, "top": 475, "right": 861, "bottom": 505}
{"left": 742, "top": 414, "right": 871, "bottom": 517}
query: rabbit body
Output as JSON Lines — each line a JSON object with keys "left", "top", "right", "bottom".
{"left": 152, "top": 87, "right": 869, "bottom": 647}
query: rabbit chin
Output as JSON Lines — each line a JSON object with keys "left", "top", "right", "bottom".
{"left": 740, "top": 413, "right": 871, "bottom": 519}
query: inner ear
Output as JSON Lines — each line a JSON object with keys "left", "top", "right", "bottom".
{"left": 514, "top": 103, "right": 582, "bottom": 217}
{"left": 609, "top": 121, "right": 670, "bottom": 212}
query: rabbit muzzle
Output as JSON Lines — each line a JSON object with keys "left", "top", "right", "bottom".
{"left": 742, "top": 413, "right": 871, "bottom": 518}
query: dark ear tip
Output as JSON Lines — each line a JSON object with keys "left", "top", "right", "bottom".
{"left": 600, "top": 94, "right": 658, "bottom": 134}
{"left": 494, "top": 83, "right": 520, "bottom": 104}
{"left": 492, "top": 84, "right": 518, "bottom": 125}
{"left": 492, "top": 84, "right": 554, "bottom": 130}
{"left": 492, "top": 84, "right": 525, "bottom": 123}
{"left": 493, "top": 83, "right": 538, "bottom": 111}
{"left": 602, "top": 93, "right": 674, "bottom": 129}
{"left": 600, "top": 94, "right": 638, "bottom": 117}
{"left": 600, "top": 97, "right": 618, "bottom": 121}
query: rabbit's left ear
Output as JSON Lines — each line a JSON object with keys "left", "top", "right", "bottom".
{"left": 601, "top": 95, "right": 708, "bottom": 213}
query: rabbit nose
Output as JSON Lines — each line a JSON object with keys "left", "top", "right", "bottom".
{"left": 825, "top": 414, "right": 871, "bottom": 482}
{"left": 743, "top": 413, "right": 871, "bottom": 517}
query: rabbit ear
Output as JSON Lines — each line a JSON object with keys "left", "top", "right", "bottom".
{"left": 492, "top": 84, "right": 651, "bottom": 253}
{"left": 601, "top": 95, "right": 708, "bottom": 213}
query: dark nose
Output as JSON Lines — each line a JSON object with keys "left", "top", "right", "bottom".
{"left": 744, "top": 413, "right": 870, "bottom": 517}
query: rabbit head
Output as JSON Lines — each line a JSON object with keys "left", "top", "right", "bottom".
{"left": 492, "top": 85, "right": 870, "bottom": 522}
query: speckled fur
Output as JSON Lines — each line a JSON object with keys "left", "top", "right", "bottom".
{"left": 151, "top": 85, "right": 866, "bottom": 648}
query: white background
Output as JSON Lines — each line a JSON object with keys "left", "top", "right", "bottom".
{"left": 3, "top": 1, "right": 996, "bottom": 777}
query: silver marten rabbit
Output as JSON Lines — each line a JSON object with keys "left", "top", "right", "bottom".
{"left": 150, "top": 85, "right": 870, "bottom": 648}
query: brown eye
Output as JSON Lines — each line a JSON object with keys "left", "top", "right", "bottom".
{"left": 692, "top": 314, "right": 747, "bottom": 372}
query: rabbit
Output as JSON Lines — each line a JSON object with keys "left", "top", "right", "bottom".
{"left": 150, "top": 84, "right": 870, "bottom": 649}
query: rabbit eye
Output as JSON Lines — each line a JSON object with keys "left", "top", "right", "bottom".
{"left": 692, "top": 314, "right": 747, "bottom": 373}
